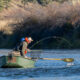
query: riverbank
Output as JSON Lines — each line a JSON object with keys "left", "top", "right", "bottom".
{"left": 0, "top": 0, "right": 80, "bottom": 49}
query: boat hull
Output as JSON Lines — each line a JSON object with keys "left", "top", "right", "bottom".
{"left": 0, "top": 56, "right": 35, "bottom": 68}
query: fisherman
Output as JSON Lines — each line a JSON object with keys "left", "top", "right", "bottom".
{"left": 18, "top": 37, "right": 33, "bottom": 58}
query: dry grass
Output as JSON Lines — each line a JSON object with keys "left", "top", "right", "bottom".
{"left": 0, "top": 0, "right": 80, "bottom": 39}
{"left": 0, "top": 0, "right": 80, "bottom": 48}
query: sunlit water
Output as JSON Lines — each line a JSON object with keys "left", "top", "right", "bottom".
{"left": 0, "top": 49, "right": 80, "bottom": 80}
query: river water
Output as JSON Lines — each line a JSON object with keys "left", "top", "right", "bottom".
{"left": 0, "top": 49, "right": 80, "bottom": 80}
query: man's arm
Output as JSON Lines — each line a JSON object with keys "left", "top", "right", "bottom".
{"left": 21, "top": 41, "right": 28, "bottom": 57}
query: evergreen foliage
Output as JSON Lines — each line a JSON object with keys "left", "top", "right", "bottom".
{"left": 53, "top": 0, "right": 68, "bottom": 3}
{"left": 38, "top": 0, "right": 52, "bottom": 5}
{"left": 4, "top": 0, "right": 11, "bottom": 9}
{"left": 0, "top": 0, "right": 70, "bottom": 10}
{"left": 0, "top": 0, "right": 11, "bottom": 10}
{"left": 21, "top": 0, "right": 28, "bottom": 8}
{"left": 0, "top": 0, "right": 4, "bottom": 10}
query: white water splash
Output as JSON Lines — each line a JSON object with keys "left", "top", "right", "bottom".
{"left": 66, "top": 62, "right": 74, "bottom": 67}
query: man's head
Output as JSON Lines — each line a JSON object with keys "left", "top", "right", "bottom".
{"left": 28, "top": 37, "right": 33, "bottom": 43}
{"left": 25, "top": 37, "right": 33, "bottom": 43}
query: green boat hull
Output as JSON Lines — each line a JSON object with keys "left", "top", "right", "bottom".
{"left": 0, "top": 56, "right": 35, "bottom": 68}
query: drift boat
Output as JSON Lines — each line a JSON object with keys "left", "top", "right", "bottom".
{"left": 0, "top": 56, "right": 35, "bottom": 68}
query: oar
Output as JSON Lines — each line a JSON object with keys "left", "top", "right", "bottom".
{"left": 26, "top": 57, "right": 74, "bottom": 62}
{"left": 40, "top": 58, "right": 74, "bottom": 62}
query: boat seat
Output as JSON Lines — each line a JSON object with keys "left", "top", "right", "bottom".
{"left": 8, "top": 51, "right": 21, "bottom": 56}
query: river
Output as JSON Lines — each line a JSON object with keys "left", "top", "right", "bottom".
{"left": 0, "top": 49, "right": 80, "bottom": 80}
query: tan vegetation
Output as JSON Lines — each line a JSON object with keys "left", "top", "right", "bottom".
{"left": 0, "top": 0, "right": 80, "bottom": 48}
{"left": 71, "top": 0, "right": 80, "bottom": 6}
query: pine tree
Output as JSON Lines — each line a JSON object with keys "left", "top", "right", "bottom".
{"left": 0, "top": 0, "right": 4, "bottom": 10}
{"left": 38, "top": 0, "right": 52, "bottom": 5}
{"left": 3, "top": 0, "right": 11, "bottom": 9}
{"left": 28, "top": 0, "right": 37, "bottom": 3}
{"left": 54, "top": 0, "right": 68, "bottom": 3}
{"left": 21, "top": 0, "right": 28, "bottom": 8}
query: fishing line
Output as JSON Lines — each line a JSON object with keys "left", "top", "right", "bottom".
{"left": 30, "top": 36, "right": 73, "bottom": 49}
{"left": 29, "top": 36, "right": 73, "bottom": 60}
